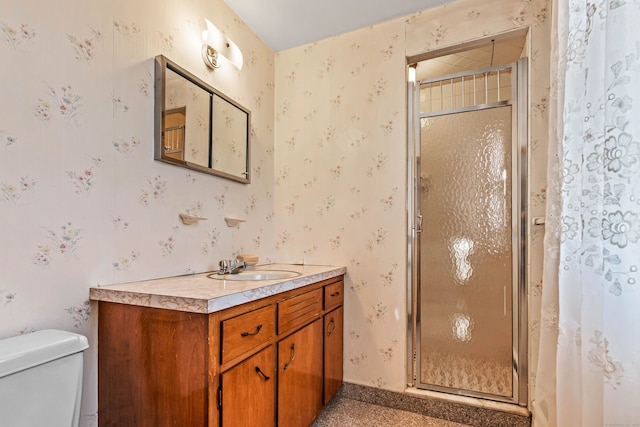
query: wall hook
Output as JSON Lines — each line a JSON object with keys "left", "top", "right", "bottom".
{"left": 224, "top": 217, "right": 246, "bottom": 228}
{"left": 179, "top": 213, "right": 208, "bottom": 225}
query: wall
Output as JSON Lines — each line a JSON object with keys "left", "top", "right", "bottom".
{"left": 274, "top": 0, "right": 550, "bottom": 405}
{"left": 0, "top": 0, "right": 551, "bottom": 423}
{"left": 0, "top": 0, "right": 274, "bottom": 424}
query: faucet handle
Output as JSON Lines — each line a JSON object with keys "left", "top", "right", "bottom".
{"left": 219, "top": 260, "right": 229, "bottom": 270}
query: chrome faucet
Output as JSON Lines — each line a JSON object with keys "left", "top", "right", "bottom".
{"left": 218, "top": 259, "right": 245, "bottom": 274}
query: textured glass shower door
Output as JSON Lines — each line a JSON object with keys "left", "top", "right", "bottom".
{"left": 418, "top": 106, "right": 515, "bottom": 398}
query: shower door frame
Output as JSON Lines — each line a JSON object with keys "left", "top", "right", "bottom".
{"left": 406, "top": 59, "right": 528, "bottom": 406}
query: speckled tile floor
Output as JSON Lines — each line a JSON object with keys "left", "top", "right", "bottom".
{"left": 312, "top": 396, "right": 472, "bottom": 427}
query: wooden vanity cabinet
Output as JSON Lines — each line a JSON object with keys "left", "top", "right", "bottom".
{"left": 220, "top": 304, "right": 276, "bottom": 365}
{"left": 220, "top": 345, "right": 276, "bottom": 427}
{"left": 323, "top": 279, "right": 344, "bottom": 404}
{"left": 277, "top": 319, "right": 323, "bottom": 427}
{"left": 323, "top": 306, "right": 344, "bottom": 404}
{"left": 97, "top": 275, "right": 344, "bottom": 427}
{"left": 97, "top": 303, "right": 212, "bottom": 427}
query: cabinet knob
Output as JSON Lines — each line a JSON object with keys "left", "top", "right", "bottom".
{"left": 241, "top": 324, "right": 263, "bottom": 337}
{"left": 283, "top": 343, "right": 296, "bottom": 370}
{"left": 326, "top": 317, "right": 336, "bottom": 336}
{"left": 255, "top": 366, "right": 271, "bottom": 381}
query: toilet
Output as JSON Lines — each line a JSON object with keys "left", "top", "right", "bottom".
{"left": 0, "top": 329, "right": 89, "bottom": 427}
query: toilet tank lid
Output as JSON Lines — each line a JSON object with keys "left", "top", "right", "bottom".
{"left": 0, "top": 329, "right": 89, "bottom": 378}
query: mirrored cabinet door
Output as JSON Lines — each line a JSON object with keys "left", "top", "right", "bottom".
{"left": 155, "top": 55, "right": 251, "bottom": 184}
{"left": 163, "top": 67, "right": 211, "bottom": 169}
{"left": 212, "top": 95, "right": 249, "bottom": 179}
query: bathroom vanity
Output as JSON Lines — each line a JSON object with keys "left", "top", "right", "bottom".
{"left": 90, "top": 264, "right": 345, "bottom": 427}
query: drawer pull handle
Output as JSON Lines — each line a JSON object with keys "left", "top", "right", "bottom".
{"left": 255, "top": 366, "right": 270, "bottom": 381}
{"left": 283, "top": 343, "right": 296, "bottom": 370}
{"left": 326, "top": 317, "right": 336, "bottom": 336}
{"left": 241, "top": 324, "right": 263, "bottom": 337}
{"left": 330, "top": 292, "right": 340, "bottom": 297}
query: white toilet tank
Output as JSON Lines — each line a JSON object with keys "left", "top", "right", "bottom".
{"left": 0, "top": 329, "right": 89, "bottom": 427}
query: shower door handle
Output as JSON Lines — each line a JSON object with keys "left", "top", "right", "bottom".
{"left": 416, "top": 213, "right": 423, "bottom": 233}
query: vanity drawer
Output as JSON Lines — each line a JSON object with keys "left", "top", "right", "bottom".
{"left": 221, "top": 305, "right": 275, "bottom": 363}
{"left": 324, "top": 281, "right": 343, "bottom": 311}
{"left": 278, "top": 289, "right": 322, "bottom": 335}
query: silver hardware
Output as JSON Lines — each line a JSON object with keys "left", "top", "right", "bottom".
{"left": 217, "top": 259, "right": 245, "bottom": 274}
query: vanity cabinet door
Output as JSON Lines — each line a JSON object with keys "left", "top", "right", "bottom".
{"left": 323, "top": 281, "right": 343, "bottom": 312}
{"left": 323, "top": 306, "right": 343, "bottom": 404}
{"left": 221, "top": 304, "right": 275, "bottom": 364}
{"left": 220, "top": 346, "right": 276, "bottom": 427}
{"left": 277, "top": 319, "right": 323, "bottom": 427}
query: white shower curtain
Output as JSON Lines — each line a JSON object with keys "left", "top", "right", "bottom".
{"left": 535, "top": 0, "right": 640, "bottom": 426}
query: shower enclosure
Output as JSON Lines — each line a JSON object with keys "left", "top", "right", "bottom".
{"left": 408, "top": 59, "right": 528, "bottom": 405}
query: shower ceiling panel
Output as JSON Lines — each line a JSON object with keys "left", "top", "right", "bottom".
{"left": 415, "top": 36, "right": 527, "bottom": 81}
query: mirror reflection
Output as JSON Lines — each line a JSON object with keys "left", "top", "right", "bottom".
{"left": 154, "top": 55, "right": 251, "bottom": 184}
{"left": 163, "top": 68, "right": 210, "bottom": 167}
{"left": 212, "top": 95, "right": 249, "bottom": 177}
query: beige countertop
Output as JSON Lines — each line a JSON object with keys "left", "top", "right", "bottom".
{"left": 89, "top": 263, "right": 346, "bottom": 314}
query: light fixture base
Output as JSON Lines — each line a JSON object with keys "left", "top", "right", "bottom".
{"left": 202, "top": 44, "right": 220, "bottom": 69}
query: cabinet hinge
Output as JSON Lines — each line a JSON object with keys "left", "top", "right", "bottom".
{"left": 217, "top": 385, "right": 222, "bottom": 409}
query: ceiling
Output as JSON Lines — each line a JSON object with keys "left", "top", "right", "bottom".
{"left": 224, "top": 0, "right": 453, "bottom": 52}
{"left": 223, "top": 0, "right": 527, "bottom": 80}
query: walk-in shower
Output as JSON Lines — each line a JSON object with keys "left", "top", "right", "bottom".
{"left": 407, "top": 53, "right": 528, "bottom": 405}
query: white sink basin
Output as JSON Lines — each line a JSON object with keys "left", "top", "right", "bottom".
{"left": 208, "top": 270, "right": 301, "bottom": 281}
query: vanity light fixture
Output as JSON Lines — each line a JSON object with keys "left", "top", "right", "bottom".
{"left": 201, "top": 18, "right": 243, "bottom": 70}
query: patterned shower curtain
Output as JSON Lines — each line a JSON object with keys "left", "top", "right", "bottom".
{"left": 534, "top": 0, "right": 640, "bottom": 426}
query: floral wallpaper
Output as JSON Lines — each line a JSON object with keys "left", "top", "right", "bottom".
{"left": 1, "top": 0, "right": 552, "bottom": 423}
{"left": 0, "top": 0, "right": 274, "bottom": 425}
{"left": 274, "top": 0, "right": 551, "bottom": 407}
{"left": 274, "top": 19, "right": 409, "bottom": 392}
